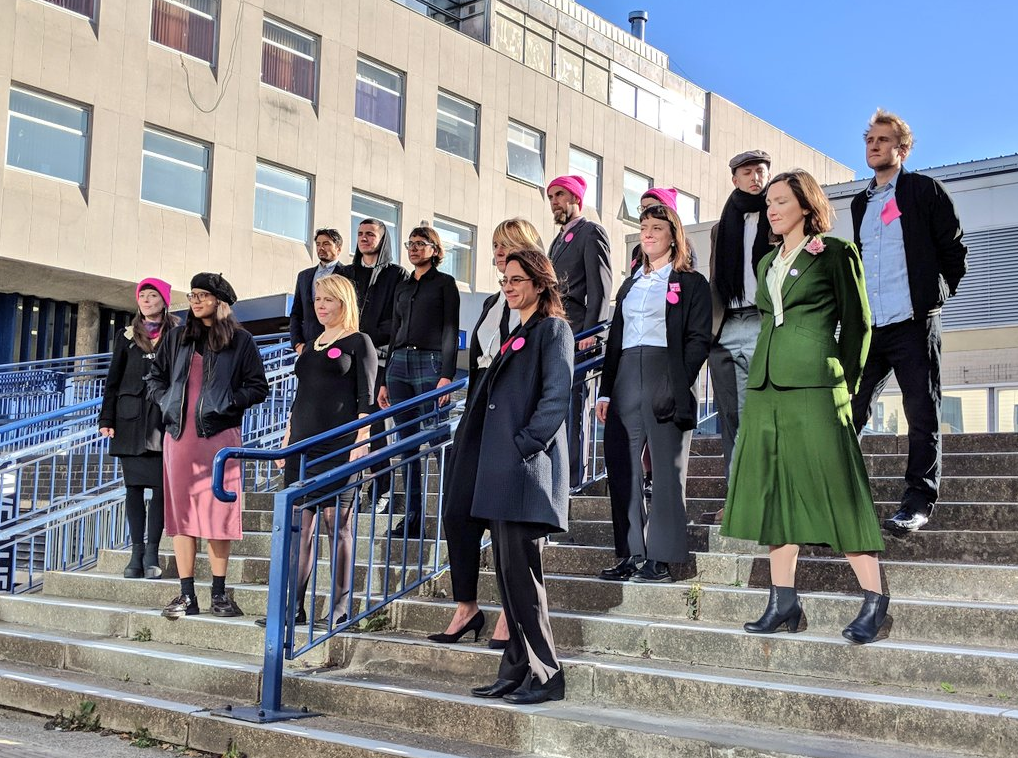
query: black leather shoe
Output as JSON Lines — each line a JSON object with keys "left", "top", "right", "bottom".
{"left": 503, "top": 671, "right": 565, "bottom": 704}
{"left": 388, "top": 515, "right": 422, "bottom": 539}
{"left": 883, "top": 508, "right": 929, "bottom": 535}
{"left": 470, "top": 678, "right": 523, "bottom": 698}
{"left": 255, "top": 608, "right": 307, "bottom": 628}
{"left": 629, "top": 559, "right": 672, "bottom": 583}
{"left": 211, "top": 593, "right": 243, "bottom": 617}
{"left": 843, "top": 590, "right": 890, "bottom": 644}
{"left": 123, "top": 544, "right": 145, "bottom": 579}
{"left": 488, "top": 637, "right": 508, "bottom": 650}
{"left": 744, "top": 586, "right": 806, "bottom": 633}
{"left": 143, "top": 544, "right": 162, "bottom": 580}
{"left": 162, "top": 594, "right": 198, "bottom": 619}
{"left": 599, "top": 556, "right": 642, "bottom": 581}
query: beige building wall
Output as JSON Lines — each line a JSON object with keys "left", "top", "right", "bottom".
{"left": 0, "top": 0, "right": 853, "bottom": 320}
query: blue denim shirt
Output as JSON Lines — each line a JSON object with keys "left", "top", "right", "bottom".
{"left": 860, "top": 170, "right": 912, "bottom": 326}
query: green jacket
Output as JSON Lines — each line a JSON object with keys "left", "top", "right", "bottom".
{"left": 747, "top": 235, "right": 871, "bottom": 393}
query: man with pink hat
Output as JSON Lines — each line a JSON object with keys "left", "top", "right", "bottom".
{"left": 546, "top": 174, "right": 612, "bottom": 487}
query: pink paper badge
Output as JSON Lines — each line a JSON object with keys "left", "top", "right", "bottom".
{"left": 327, "top": 347, "right": 342, "bottom": 359}
{"left": 511, "top": 337, "right": 526, "bottom": 351}
{"left": 880, "top": 197, "right": 902, "bottom": 225}
{"left": 666, "top": 291, "right": 679, "bottom": 305}
{"left": 564, "top": 232, "right": 574, "bottom": 243}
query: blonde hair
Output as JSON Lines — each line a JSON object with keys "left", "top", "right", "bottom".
{"left": 493, "top": 217, "right": 545, "bottom": 252}
{"left": 866, "top": 108, "right": 913, "bottom": 158}
{"left": 314, "top": 274, "right": 360, "bottom": 332}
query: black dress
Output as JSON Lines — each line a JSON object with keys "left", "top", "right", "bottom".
{"left": 284, "top": 332, "right": 378, "bottom": 486}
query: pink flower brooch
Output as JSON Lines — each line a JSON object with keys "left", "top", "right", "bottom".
{"left": 805, "top": 237, "right": 826, "bottom": 256}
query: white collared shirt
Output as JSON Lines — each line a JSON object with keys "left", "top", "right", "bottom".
{"left": 621, "top": 263, "right": 670, "bottom": 349}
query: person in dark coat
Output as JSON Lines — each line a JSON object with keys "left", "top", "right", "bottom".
{"left": 99, "top": 277, "right": 179, "bottom": 579}
{"left": 430, "top": 218, "right": 543, "bottom": 648}
{"left": 596, "top": 204, "right": 712, "bottom": 583}
{"left": 466, "top": 248, "right": 572, "bottom": 705}
{"left": 289, "top": 228, "right": 345, "bottom": 354}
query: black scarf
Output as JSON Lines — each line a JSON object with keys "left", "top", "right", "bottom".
{"left": 714, "top": 189, "right": 771, "bottom": 305}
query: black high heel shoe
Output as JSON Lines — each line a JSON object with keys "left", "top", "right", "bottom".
{"left": 744, "top": 585, "right": 806, "bottom": 634}
{"left": 842, "top": 590, "right": 890, "bottom": 644}
{"left": 428, "top": 610, "right": 486, "bottom": 643}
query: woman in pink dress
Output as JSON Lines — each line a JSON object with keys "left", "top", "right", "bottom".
{"left": 147, "top": 273, "right": 268, "bottom": 618}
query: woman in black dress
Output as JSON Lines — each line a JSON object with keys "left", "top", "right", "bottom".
{"left": 99, "top": 277, "right": 178, "bottom": 578}
{"left": 258, "top": 274, "right": 377, "bottom": 628}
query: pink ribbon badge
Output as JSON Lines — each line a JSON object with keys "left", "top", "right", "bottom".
{"left": 326, "top": 347, "right": 342, "bottom": 359}
{"left": 564, "top": 232, "right": 574, "bottom": 243}
{"left": 511, "top": 337, "right": 526, "bottom": 351}
{"left": 880, "top": 197, "right": 902, "bottom": 225}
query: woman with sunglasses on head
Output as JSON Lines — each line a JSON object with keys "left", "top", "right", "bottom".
{"left": 465, "top": 248, "right": 572, "bottom": 704}
{"left": 147, "top": 273, "right": 268, "bottom": 619}
{"left": 99, "top": 277, "right": 179, "bottom": 579}
{"left": 377, "top": 226, "right": 460, "bottom": 539}
{"left": 596, "top": 204, "right": 712, "bottom": 583}
{"left": 432, "top": 218, "right": 544, "bottom": 648}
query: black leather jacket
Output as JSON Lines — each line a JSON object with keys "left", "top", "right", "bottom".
{"left": 146, "top": 325, "right": 269, "bottom": 440}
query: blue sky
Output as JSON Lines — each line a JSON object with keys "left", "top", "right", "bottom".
{"left": 581, "top": 0, "right": 1017, "bottom": 178}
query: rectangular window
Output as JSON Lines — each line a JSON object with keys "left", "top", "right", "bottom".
{"left": 675, "top": 190, "right": 699, "bottom": 226}
{"left": 350, "top": 190, "right": 401, "bottom": 257}
{"left": 261, "top": 17, "right": 317, "bottom": 102}
{"left": 254, "top": 161, "right": 311, "bottom": 241}
{"left": 434, "top": 216, "right": 475, "bottom": 286}
{"left": 355, "top": 57, "right": 404, "bottom": 135}
{"left": 36, "top": 0, "right": 96, "bottom": 18}
{"left": 568, "top": 147, "right": 601, "bottom": 214}
{"left": 436, "top": 91, "right": 478, "bottom": 164}
{"left": 141, "top": 127, "right": 210, "bottom": 217}
{"left": 150, "top": 0, "right": 217, "bottom": 64}
{"left": 6, "top": 87, "right": 90, "bottom": 186}
{"left": 621, "top": 169, "right": 652, "bottom": 224}
{"left": 506, "top": 120, "right": 544, "bottom": 186}
{"left": 610, "top": 77, "right": 637, "bottom": 118}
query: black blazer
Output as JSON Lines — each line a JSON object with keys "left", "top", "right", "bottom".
{"left": 850, "top": 167, "right": 968, "bottom": 318}
{"left": 99, "top": 328, "right": 165, "bottom": 456}
{"left": 549, "top": 217, "right": 612, "bottom": 333}
{"left": 466, "top": 315, "right": 573, "bottom": 532}
{"left": 465, "top": 292, "right": 512, "bottom": 398}
{"left": 600, "top": 268, "right": 713, "bottom": 430}
{"left": 288, "top": 263, "right": 343, "bottom": 350}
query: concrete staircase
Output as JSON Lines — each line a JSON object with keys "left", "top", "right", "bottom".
{"left": 0, "top": 434, "right": 1016, "bottom": 757}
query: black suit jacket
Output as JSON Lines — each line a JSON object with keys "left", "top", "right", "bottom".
{"left": 600, "top": 268, "right": 713, "bottom": 430}
{"left": 850, "top": 167, "right": 967, "bottom": 318}
{"left": 288, "top": 263, "right": 343, "bottom": 350}
{"left": 466, "top": 292, "right": 511, "bottom": 399}
{"left": 549, "top": 217, "right": 612, "bottom": 334}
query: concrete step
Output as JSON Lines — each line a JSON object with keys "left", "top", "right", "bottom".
{"left": 685, "top": 451, "right": 1018, "bottom": 478}
{"left": 683, "top": 474, "right": 1018, "bottom": 502}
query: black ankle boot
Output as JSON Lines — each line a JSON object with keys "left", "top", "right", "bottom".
{"left": 842, "top": 590, "right": 890, "bottom": 644}
{"left": 744, "top": 585, "right": 805, "bottom": 634}
{"left": 123, "top": 544, "right": 145, "bottom": 578}
{"left": 143, "top": 544, "right": 162, "bottom": 579}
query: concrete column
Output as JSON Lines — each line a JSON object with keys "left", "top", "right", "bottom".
{"left": 75, "top": 300, "right": 101, "bottom": 356}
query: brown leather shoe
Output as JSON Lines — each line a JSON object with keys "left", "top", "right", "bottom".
{"left": 699, "top": 507, "right": 724, "bottom": 525}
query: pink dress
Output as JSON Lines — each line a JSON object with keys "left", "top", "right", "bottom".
{"left": 163, "top": 352, "right": 243, "bottom": 540}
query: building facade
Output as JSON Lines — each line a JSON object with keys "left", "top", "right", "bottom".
{"left": 0, "top": 0, "right": 853, "bottom": 361}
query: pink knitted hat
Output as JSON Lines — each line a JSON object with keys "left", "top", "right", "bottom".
{"left": 547, "top": 175, "right": 587, "bottom": 210}
{"left": 641, "top": 187, "right": 679, "bottom": 213}
{"left": 136, "top": 277, "right": 172, "bottom": 308}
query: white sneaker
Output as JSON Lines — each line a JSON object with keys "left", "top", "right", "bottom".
{"left": 374, "top": 494, "right": 391, "bottom": 514}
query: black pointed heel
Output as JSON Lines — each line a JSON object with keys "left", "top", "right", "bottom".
{"left": 428, "top": 610, "right": 486, "bottom": 643}
{"left": 744, "top": 586, "right": 806, "bottom": 634}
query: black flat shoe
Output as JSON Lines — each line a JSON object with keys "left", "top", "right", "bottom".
{"left": 255, "top": 608, "right": 308, "bottom": 628}
{"left": 470, "top": 678, "right": 524, "bottom": 699}
{"left": 211, "top": 593, "right": 243, "bottom": 618}
{"left": 387, "top": 516, "right": 422, "bottom": 539}
{"left": 123, "top": 544, "right": 145, "bottom": 579}
{"left": 629, "top": 559, "right": 672, "bottom": 583}
{"left": 428, "top": 610, "right": 486, "bottom": 643}
{"left": 488, "top": 637, "right": 508, "bottom": 650}
{"left": 162, "top": 594, "right": 198, "bottom": 619}
{"left": 143, "top": 544, "right": 162, "bottom": 579}
{"left": 883, "top": 508, "right": 929, "bottom": 535}
{"left": 599, "top": 556, "right": 642, "bottom": 581}
{"left": 843, "top": 591, "right": 890, "bottom": 644}
{"left": 744, "top": 586, "right": 806, "bottom": 634}
{"left": 503, "top": 671, "right": 565, "bottom": 704}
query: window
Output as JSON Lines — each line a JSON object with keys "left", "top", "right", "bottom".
{"left": 555, "top": 36, "right": 610, "bottom": 103}
{"left": 568, "top": 147, "right": 601, "bottom": 214}
{"left": 355, "top": 58, "right": 403, "bottom": 135}
{"left": 621, "top": 169, "right": 652, "bottom": 224}
{"left": 676, "top": 191, "right": 699, "bottom": 226}
{"left": 6, "top": 87, "right": 90, "bottom": 186}
{"left": 150, "top": 0, "right": 217, "bottom": 64}
{"left": 506, "top": 120, "right": 544, "bottom": 186}
{"left": 261, "top": 18, "right": 317, "bottom": 102}
{"left": 36, "top": 0, "right": 95, "bottom": 18}
{"left": 436, "top": 91, "right": 478, "bottom": 164}
{"left": 254, "top": 162, "right": 311, "bottom": 241}
{"left": 434, "top": 216, "right": 475, "bottom": 285}
{"left": 350, "top": 191, "right": 401, "bottom": 256}
{"left": 141, "top": 127, "right": 210, "bottom": 216}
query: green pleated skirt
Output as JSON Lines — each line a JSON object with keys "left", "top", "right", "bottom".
{"left": 720, "top": 382, "right": 885, "bottom": 553}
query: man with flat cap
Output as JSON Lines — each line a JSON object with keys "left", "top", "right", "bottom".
{"left": 702, "top": 150, "right": 773, "bottom": 525}
{"left": 546, "top": 175, "right": 612, "bottom": 487}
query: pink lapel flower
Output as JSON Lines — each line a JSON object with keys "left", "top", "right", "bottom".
{"left": 805, "top": 237, "right": 826, "bottom": 256}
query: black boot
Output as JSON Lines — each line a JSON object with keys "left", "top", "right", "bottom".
{"left": 143, "top": 544, "right": 162, "bottom": 579}
{"left": 842, "top": 591, "right": 890, "bottom": 644}
{"left": 123, "top": 544, "right": 145, "bottom": 579}
{"left": 744, "top": 585, "right": 806, "bottom": 634}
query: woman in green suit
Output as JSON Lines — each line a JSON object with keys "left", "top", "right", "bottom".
{"left": 720, "top": 169, "right": 889, "bottom": 644}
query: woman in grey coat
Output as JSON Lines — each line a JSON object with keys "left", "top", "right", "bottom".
{"left": 462, "top": 248, "right": 573, "bottom": 705}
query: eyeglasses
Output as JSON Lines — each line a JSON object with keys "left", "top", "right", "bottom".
{"left": 186, "top": 292, "right": 213, "bottom": 302}
{"left": 637, "top": 203, "right": 659, "bottom": 214}
{"left": 500, "top": 276, "right": 532, "bottom": 289}
{"left": 404, "top": 241, "right": 434, "bottom": 251}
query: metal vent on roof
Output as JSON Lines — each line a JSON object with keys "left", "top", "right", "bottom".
{"left": 943, "top": 225, "right": 1018, "bottom": 331}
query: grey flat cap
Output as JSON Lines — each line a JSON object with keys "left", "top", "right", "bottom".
{"left": 729, "top": 150, "right": 772, "bottom": 171}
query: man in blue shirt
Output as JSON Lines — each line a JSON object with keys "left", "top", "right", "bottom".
{"left": 850, "top": 110, "right": 968, "bottom": 535}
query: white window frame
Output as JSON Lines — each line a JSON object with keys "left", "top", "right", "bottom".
{"left": 253, "top": 160, "right": 313, "bottom": 242}
{"left": 149, "top": 0, "right": 219, "bottom": 66}
{"left": 568, "top": 146, "right": 602, "bottom": 214}
{"left": 355, "top": 57, "right": 405, "bottom": 136}
{"left": 261, "top": 16, "right": 318, "bottom": 104}
{"left": 506, "top": 119, "right": 545, "bottom": 187}
{"left": 31, "top": 0, "right": 97, "bottom": 21}
{"left": 433, "top": 215, "right": 476, "bottom": 287}
{"left": 140, "top": 126, "right": 211, "bottom": 218}
{"left": 436, "top": 90, "right": 479, "bottom": 165}
{"left": 621, "top": 168, "right": 653, "bottom": 225}
{"left": 6, "top": 86, "right": 91, "bottom": 188}
{"left": 350, "top": 190, "right": 402, "bottom": 256}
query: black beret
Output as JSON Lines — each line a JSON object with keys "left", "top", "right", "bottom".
{"left": 190, "top": 272, "right": 237, "bottom": 305}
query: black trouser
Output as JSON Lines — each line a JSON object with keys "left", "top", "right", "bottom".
{"left": 490, "top": 519, "right": 560, "bottom": 685}
{"left": 851, "top": 315, "right": 942, "bottom": 515}
{"left": 443, "top": 477, "right": 487, "bottom": 603}
{"left": 567, "top": 380, "right": 587, "bottom": 488}
{"left": 125, "top": 485, "right": 164, "bottom": 546}
{"left": 365, "top": 370, "right": 392, "bottom": 498}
